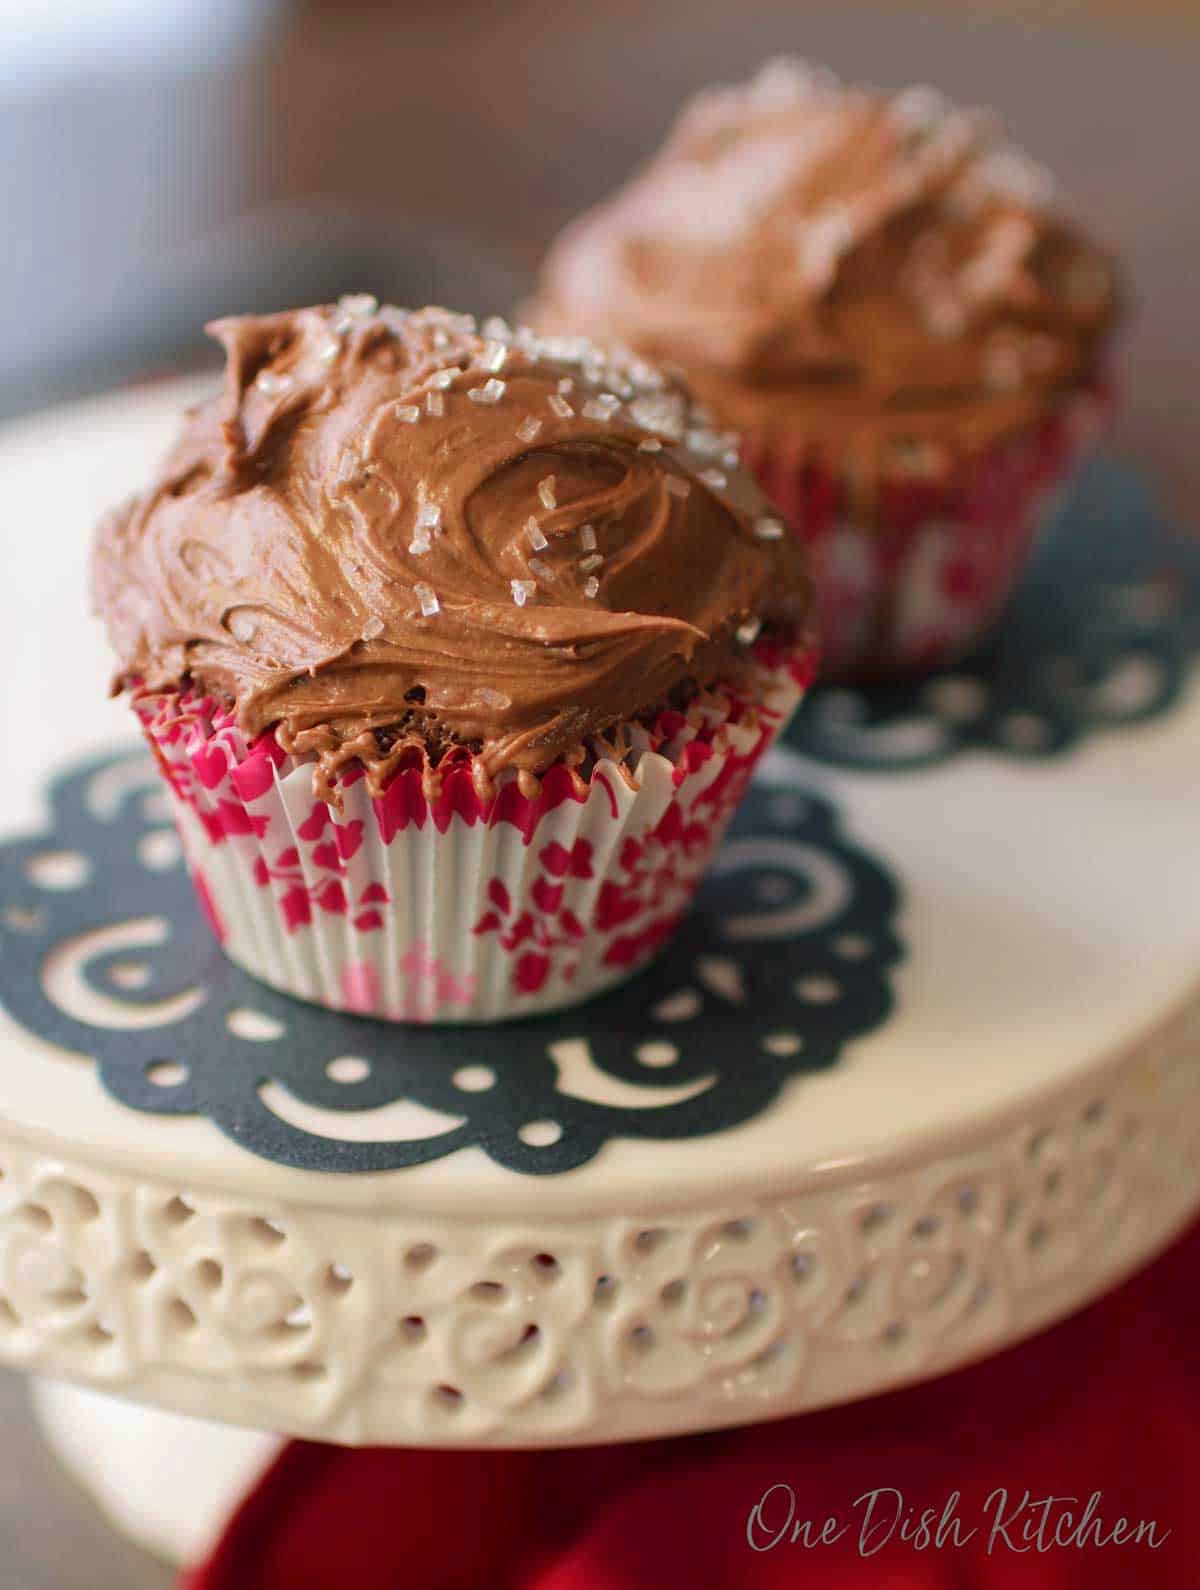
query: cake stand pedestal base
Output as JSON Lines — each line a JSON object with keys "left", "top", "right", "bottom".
{"left": 31, "top": 1379, "right": 279, "bottom": 1567}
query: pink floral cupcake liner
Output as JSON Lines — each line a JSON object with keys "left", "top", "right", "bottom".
{"left": 743, "top": 384, "right": 1112, "bottom": 680}
{"left": 135, "top": 648, "right": 813, "bottom": 1024}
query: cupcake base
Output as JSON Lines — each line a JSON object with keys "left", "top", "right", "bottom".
{"left": 135, "top": 651, "right": 811, "bottom": 1024}
{"left": 744, "top": 385, "right": 1110, "bottom": 681}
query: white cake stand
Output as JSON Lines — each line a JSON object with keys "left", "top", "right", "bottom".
{"left": 1, "top": 382, "right": 1198, "bottom": 1565}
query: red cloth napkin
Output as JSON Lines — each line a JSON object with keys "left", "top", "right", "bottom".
{"left": 184, "top": 1220, "right": 1200, "bottom": 1590}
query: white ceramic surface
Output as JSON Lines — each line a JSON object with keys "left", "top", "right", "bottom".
{"left": 0, "top": 380, "right": 1196, "bottom": 1450}
{"left": 30, "top": 1379, "right": 280, "bottom": 1566}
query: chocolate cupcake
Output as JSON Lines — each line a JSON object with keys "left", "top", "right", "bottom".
{"left": 91, "top": 301, "right": 816, "bottom": 1022}
{"left": 533, "top": 59, "right": 1121, "bottom": 678}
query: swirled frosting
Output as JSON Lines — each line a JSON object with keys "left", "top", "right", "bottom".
{"left": 533, "top": 59, "right": 1120, "bottom": 457}
{"left": 92, "top": 302, "right": 813, "bottom": 797}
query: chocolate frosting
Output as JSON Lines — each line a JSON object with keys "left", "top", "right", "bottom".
{"left": 92, "top": 303, "right": 812, "bottom": 797}
{"left": 533, "top": 59, "right": 1121, "bottom": 458}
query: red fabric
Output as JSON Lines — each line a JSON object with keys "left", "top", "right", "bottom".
{"left": 184, "top": 1221, "right": 1200, "bottom": 1590}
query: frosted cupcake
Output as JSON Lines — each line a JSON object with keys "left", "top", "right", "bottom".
{"left": 91, "top": 301, "right": 816, "bottom": 1023}
{"left": 532, "top": 59, "right": 1121, "bottom": 678}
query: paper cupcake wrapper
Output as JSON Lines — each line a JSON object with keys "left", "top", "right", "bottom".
{"left": 134, "top": 651, "right": 811, "bottom": 1024}
{"left": 743, "top": 384, "right": 1111, "bottom": 680}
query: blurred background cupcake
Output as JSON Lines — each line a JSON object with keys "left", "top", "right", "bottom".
{"left": 532, "top": 58, "right": 1122, "bottom": 679}
{"left": 91, "top": 301, "right": 816, "bottom": 1023}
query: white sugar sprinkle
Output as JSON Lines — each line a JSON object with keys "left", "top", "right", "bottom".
{"left": 468, "top": 379, "right": 506, "bottom": 405}
{"left": 338, "top": 292, "right": 378, "bottom": 319}
{"left": 665, "top": 477, "right": 691, "bottom": 499}
{"left": 525, "top": 516, "right": 549, "bottom": 551}
{"left": 579, "top": 553, "right": 604, "bottom": 573}
{"left": 480, "top": 341, "right": 508, "bottom": 373}
{"left": 409, "top": 532, "right": 432, "bottom": 556}
{"left": 425, "top": 390, "right": 445, "bottom": 416}
{"left": 511, "top": 578, "right": 535, "bottom": 607}
{"left": 482, "top": 315, "right": 512, "bottom": 342}
{"left": 255, "top": 370, "right": 291, "bottom": 396}
{"left": 538, "top": 476, "right": 557, "bottom": 510}
{"left": 582, "top": 394, "right": 621, "bottom": 422}
{"left": 517, "top": 416, "right": 543, "bottom": 444}
{"left": 579, "top": 523, "right": 597, "bottom": 551}
{"left": 893, "top": 84, "right": 946, "bottom": 128}
{"left": 227, "top": 610, "right": 258, "bottom": 642}
{"left": 638, "top": 438, "right": 663, "bottom": 453}
{"left": 394, "top": 404, "right": 421, "bottom": 424}
{"left": 736, "top": 617, "right": 763, "bottom": 645}
{"left": 699, "top": 468, "right": 728, "bottom": 490}
{"left": 415, "top": 501, "right": 442, "bottom": 532}
{"left": 628, "top": 358, "right": 664, "bottom": 391}
{"left": 629, "top": 392, "right": 686, "bottom": 439}
{"left": 547, "top": 393, "right": 574, "bottom": 419}
{"left": 557, "top": 377, "right": 575, "bottom": 394}
{"left": 527, "top": 557, "right": 552, "bottom": 580}
{"left": 316, "top": 336, "right": 340, "bottom": 364}
{"left": 415, "top": 583, "right": 440, "bottom": 617}
{"left": 537, "top": 334, "right": 586, "bottom": 364}
{"left": 583, "top": 576, "right": 600, "bottom": 599}
{"left": 431, "top": 367, "right": 460, "bottom": 390}
{"left": 362, "top": 616, "right": 385, "bottom": 640}
{"left": 754, "top": 516, "right": 785, "bottom": 541}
